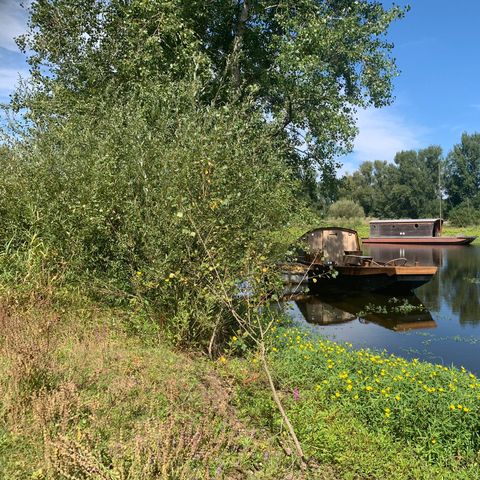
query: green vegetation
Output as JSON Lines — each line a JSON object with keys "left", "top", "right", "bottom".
{"left": 15, "top": 0, "right": 406, "bottom": 189}
{"left": 442, "top": 226, "right": 480, "bottom": 243}
{"left": 2, "top": 298, "right": 480, "bottom": 479}
{"left": 261, "top": 327, "right": 480, "bottom": 477}
{"left": 448, "top": 201, "right": 480, "bottom": 227}
{"left": 339, "top": 146, "right": 443, "bottom": 219}
{"left": 339, "top": 135, "right": 480, "bottom": 225}
{"left": 0, "top": 298, "right": 302, "bottom": 479}
{"left": 327, "top": 199, "right": 365, "bottom": 221}
{"left": 1, "top": 0, "right": 479, "bottom": 478}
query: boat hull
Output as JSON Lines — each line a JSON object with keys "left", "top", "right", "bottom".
{"left": 361, "top": 236, "right": 476, "bottom": 245}
{"left": 309, "top": 265, "right": 438, "bottom": 294}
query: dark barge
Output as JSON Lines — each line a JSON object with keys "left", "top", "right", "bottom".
{"left": 361, "top": 219, "right": 476, "bottom": 245}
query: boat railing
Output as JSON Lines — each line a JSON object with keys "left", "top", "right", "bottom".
{"left": 371, "top": 257, "right": 408, "bottom": 267}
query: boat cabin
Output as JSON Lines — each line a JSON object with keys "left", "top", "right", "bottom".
{"left": 369, "top": 219, "right": 443, "bottom": 238}
{"left": 296, "top": 227, "right": 366, "bottom": 265}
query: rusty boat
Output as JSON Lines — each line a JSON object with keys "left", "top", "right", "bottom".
{"left": 295, "top": 227, "right": 438, "bottom": 293}
{"left": 361, "top": 219, "right": 476, "bottom": 245}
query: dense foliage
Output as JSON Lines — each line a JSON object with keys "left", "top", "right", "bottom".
{"left": 2, "top": 81, "right": 307, "bottom": 347}
{"left": 327, "top": 198, "right": 364, "bottom": 220}
{"left": 339, "top": 146, "right": 443, "bottom": 218}
{"left": 339, "top": 135, "right": 480, "bottom": 224}
{"left": 445, "top": 133, "right": 480, "bottom": 209}
{"left": 15, "top": 0, "right": 406, "bottom": 182}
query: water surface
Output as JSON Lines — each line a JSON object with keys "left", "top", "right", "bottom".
{"left": 287, "top": 245, "right": 480, "bottom": 373}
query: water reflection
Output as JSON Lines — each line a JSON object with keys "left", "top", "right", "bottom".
{"left": 365, "top": 245, "right": 480, "bottom": 326}
{"left": 287, "top": 245, "right": 480, "bottom": 373}
{"left": 293, "top": 292, "right": 435, "bottom": 332}
{"left": 366, "top": 244, "right": 445, "bottom": 267}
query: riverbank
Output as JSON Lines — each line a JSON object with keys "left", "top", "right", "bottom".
{"left": 1, "top": 295, "right": 479, "bottom": 479}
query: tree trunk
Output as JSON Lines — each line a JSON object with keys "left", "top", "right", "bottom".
{"left": 231, "top": 0, "right": 250, "bottom": 89}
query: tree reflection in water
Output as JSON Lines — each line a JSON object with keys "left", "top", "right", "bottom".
{"left": 365, "top": 245, "right": 480, "bottom": 325}
{"left": 294, "top": 292, "right": 435, "bottom": 332}
{"left": 436, "top": 247, "right": 480, "bottom": 325}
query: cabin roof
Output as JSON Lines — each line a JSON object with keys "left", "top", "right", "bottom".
{"left": 369, "top": 219, "right": 443, "bottom": 224}
{"left": 303, "top": 226, "right": 359, "bottom": 235}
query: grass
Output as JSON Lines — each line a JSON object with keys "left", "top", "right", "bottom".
{"left": 223, "top": 324, "right": 480, "bottom": 479}
{"left": 1, "top": 293, "right": 480, "bottom": 479}
{"left": 443, "top": 225, "right": 480, "bottom": 244}
{"left": 0, "top": 296, "right": 307, "bottom": 479}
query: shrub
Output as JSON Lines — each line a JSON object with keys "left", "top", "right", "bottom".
{"left": 327, "top": 199, "right": 365, "bottom": 220}
{"left": 448, "top": 200, "right": 480, "bottom": 227}
{"left": 0, "top": 82, "right": 305, "bottom": 348}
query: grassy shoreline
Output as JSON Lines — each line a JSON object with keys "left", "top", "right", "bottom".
{"left": 1, "top": 296, "right": 479, "bottom": 479}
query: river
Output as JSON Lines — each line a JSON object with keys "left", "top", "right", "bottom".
{"left": 287, "top": 245, "right": 480, "bottom": 374}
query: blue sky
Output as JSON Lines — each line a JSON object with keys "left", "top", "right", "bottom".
{"left": 1, "top": 0, "right": 479, "bottom": 174}
{"left": 342, "top": 0, "right": 480, "bottom": 173}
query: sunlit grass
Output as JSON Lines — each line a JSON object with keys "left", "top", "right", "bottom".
{"left": 266, "top": 326, "right": 480, "bottom": 464}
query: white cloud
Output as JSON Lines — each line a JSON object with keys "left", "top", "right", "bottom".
{"left": 337, "top": 106, "right": 427, "bottom": 175}
{"left": 0, "top": 0, "right": 29, "bottom": 52}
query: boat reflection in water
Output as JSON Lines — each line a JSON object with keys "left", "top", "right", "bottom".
{"left": 292, "top": 292, "right": 436, "bottom": 332}
{"left": 364, "top": 244, "right": 446, "bottom": 268}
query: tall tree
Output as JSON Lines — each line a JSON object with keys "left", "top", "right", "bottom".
{"left": 14, "top": 0, "right": 406, "bottom": 174}
{"left": 340, "top": 146, "right": 443, "bottom": 218}
{"left": 339, "top": 160, "right": 397, "bottom": 217}
{"left": 392, "top": 146, "right": 443, "bottom": 218}
{"left": 445, "top": 132, "right": 480, "bottom": 208}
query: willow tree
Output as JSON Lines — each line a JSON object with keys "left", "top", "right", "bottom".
{"left": 15, "top": 0, "right": 406, "bottom": 175}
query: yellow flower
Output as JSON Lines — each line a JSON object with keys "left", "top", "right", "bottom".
{"left": 218, "top": 356, "right": 227, "bottom": 364}
{"left": 431, "top": 439, "right": 436, "bottom": 444}
{"left": 335, "top": 391, "right": 341, "bottom": 398}
{"left": 232, "top": 336, "right": 237, "bottom": 341}
{"left": 353, "top": 394, "right": 359, "bottom": 400}
{"left": 463, "top": 407, "right": 470, "bottom": 413}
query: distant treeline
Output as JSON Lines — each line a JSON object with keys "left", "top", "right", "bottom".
{"left": 336, "top": 132, "right": 480, "bottom": 225}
